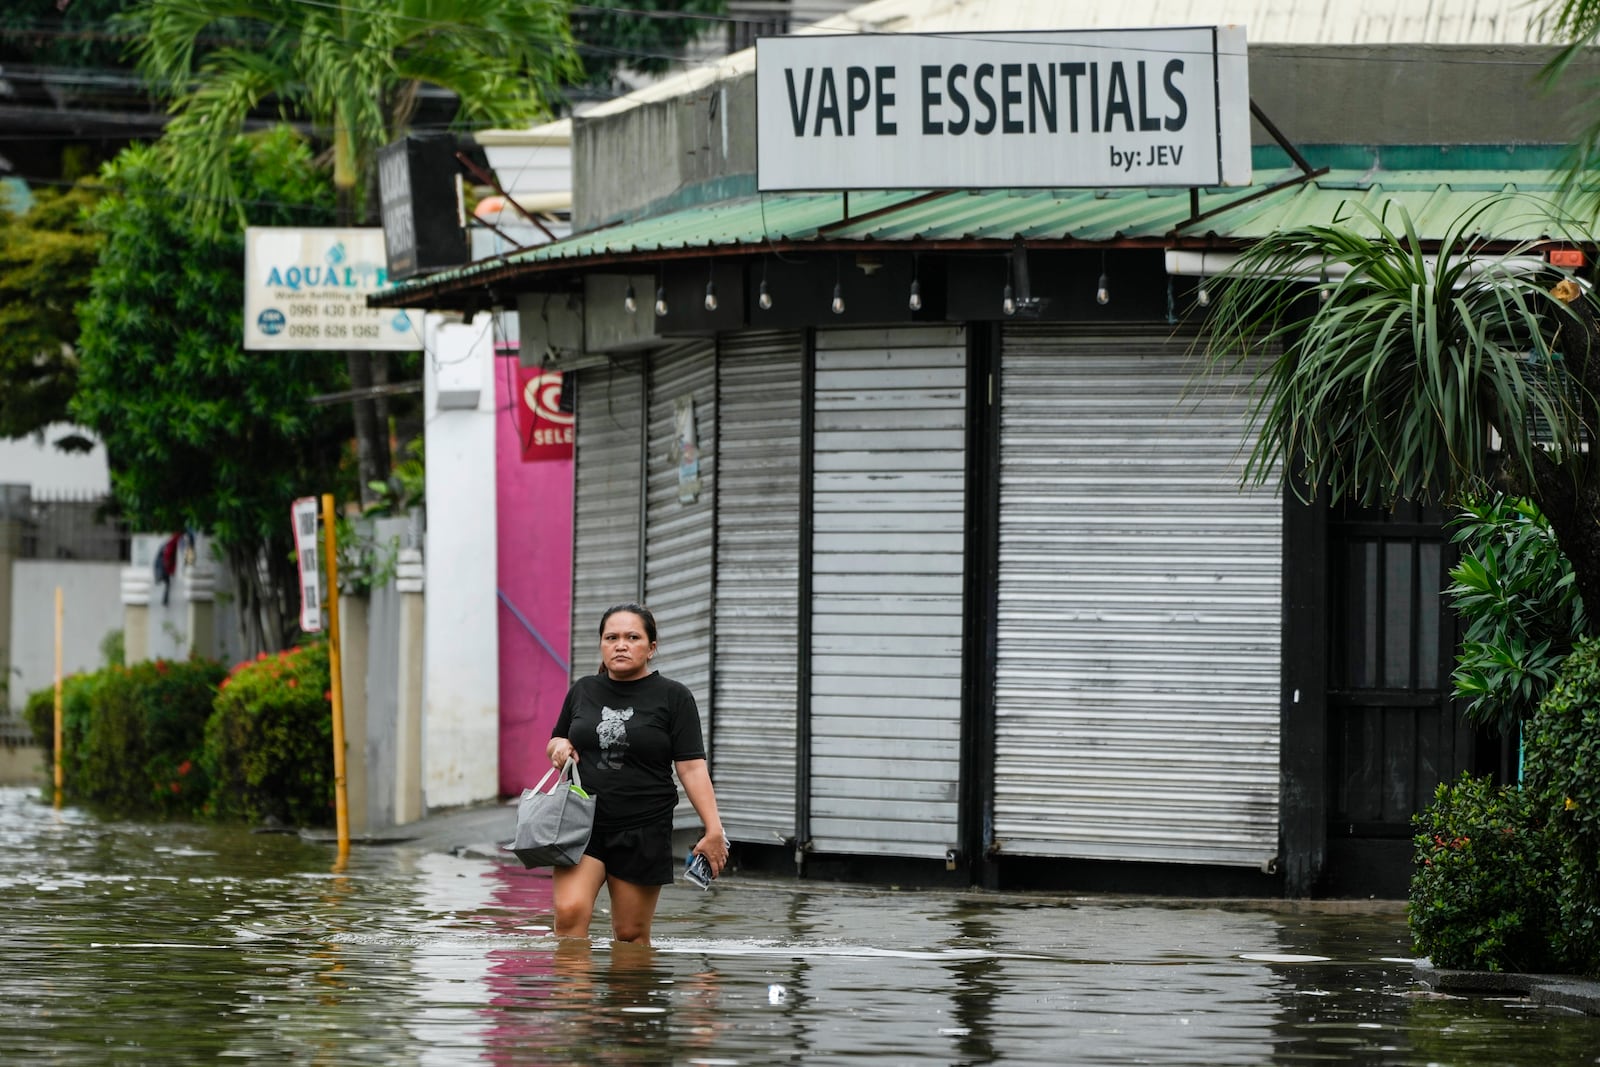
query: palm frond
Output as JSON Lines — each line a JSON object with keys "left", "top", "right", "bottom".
{"left": 159, "top": 51, "right": 291, "bottom": 230}
{"left": 1201, "top": 199, "right": 1593, "bottom": 507}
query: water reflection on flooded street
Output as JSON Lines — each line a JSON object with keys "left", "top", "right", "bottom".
{"left": 2, "top": 786, "right": 1598, "bottom": 1065}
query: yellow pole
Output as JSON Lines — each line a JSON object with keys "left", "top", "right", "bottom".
{"left": 53, "top": 586, "right": 63, "bottom": 808}
{"left": 321, "top": 494, "right": 350, "bottom": 859}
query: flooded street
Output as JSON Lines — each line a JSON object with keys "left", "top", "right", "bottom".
{"left": 2, "top": 786, "right": 1598, "bottom": 1066}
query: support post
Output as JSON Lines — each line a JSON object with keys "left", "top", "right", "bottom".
{"left": 120, "top": 564, "right": 151, "bottom": 665}
{"left": 321, "top": 494, "right": 349, "bottom": 860}
{"left": 183, "top": 552, "right": 217, "bottom": 661}
{"left": 338, "top": 592, "right": 369, "bottom": 835}
{"left": 0, "top": 515, "right": 21, "bottom": 701}
{"left": 394, "top": 546, "right": 425, "bottom": 824}
{"left": 53, "top": 586, "right": 63, "bottom": 807}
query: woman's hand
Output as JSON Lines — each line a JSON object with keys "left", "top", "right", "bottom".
{"left": 676, "top": 759, "right": 728, "bottom": 876}
{"left": 546, "top": 737, "right": 577, "bottom": 769}
{"left": 692, "top": 830, "right": 730, "bottom": 877}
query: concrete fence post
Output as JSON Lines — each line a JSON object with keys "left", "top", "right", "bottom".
{"left": 394, "top": 546, "right": 425, "bottom": 824}
{"left": 183, "top": 560, "right": 216, "bottom": 661}
{"left": 339, "top": 591, "right": 370, "bottom": 836}
{"left": 0, "top": 517, "right": 20, "bottom": 708}
{"left": 119, "top": 565, "right": 151, "bottom": 665}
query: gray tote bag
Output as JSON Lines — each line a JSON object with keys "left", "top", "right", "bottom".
{"left": 511, "top": 759, "right": 596, "bottom": 868}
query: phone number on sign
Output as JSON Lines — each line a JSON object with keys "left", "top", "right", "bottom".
{"left": 285, "top": 302, "right": 386, "bottom": 319}
{"left": 287, "top": 323, "right": 384, "bottom": 339}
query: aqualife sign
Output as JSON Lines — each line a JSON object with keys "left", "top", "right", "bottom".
{"left": 756, "top": 26, "right": 1250, "bottom": 191}
{"left": 244, "top": 228, "right": 422, "bottom": 351}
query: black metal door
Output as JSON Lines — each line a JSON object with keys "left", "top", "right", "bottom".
{"left": 1322, "top": 499, "right": 1475, "bottom": 896}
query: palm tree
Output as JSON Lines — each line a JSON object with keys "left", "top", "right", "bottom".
{"left": 124, "top": 0, "right": 579, "bottom": 499}
{"left": 1546, "top": 0, "right": 1600, "bottom": 219}
{"left": 1201, "top": 200, "right": 1600, "bottom": 623}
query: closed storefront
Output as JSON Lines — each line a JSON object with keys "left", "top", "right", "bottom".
{"left": 991, "top": 326, "right": 1282, "bottom": 868}
{"left": 569, "top": 357, "right": 646, "bottom": 671}
{"left": 643, "top": 341, "right": 718, "bottom": 826}
{"left": 807, "top": 326, "right": 968, "bottom": 859}
{"left": 713, "top": 332, "right": 807, "bottom": 846}
{"left": 643, "top": 341, "right": 717, "bottom": 723}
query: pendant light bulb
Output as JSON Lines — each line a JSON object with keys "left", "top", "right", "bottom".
{"left": 654, "top": 286, "right": 668, "bottom": 317}
{"left": 704, "top": 280, "right": 718, "bottom": 312}
{"left": 1196, "top": 279, "right": 1211, "bottom": 308}
{"left": 759, "top": 279, "right": 773, "bottom": 310}
{"left": 831, "top": 281, "right": 845, "bottom": 315}
{"left": 624, "top": 283, "right": 637, "bottom": 314}
{"left": 908, "top": 278, "right": 922, "bottom": 312}
{"left": 1318, "top": 268, "right": 1332, "bottom": 303}
{"left": 1096, "top": 273, "right": 1111, "bottom": 306}
{"left": 1002, "top": 283, "right": 1016, "bottom": 316}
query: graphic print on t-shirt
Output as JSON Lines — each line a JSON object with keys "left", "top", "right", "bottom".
{"left": 598, "top": 705, "right": 634, "bottom": 769}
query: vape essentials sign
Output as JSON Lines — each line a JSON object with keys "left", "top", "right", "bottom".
{"left": 244, "top": 228, "right": 422, "bottom": 351}
{"left": 756, "top": 26, "right": 1250, "bottom": 191}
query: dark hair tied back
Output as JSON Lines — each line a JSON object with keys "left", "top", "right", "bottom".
{"left": 597, "top": 602, "right": 658, "bottom": 677}
{"left": 599, "top": 602, "right": 658, "bottom": 643}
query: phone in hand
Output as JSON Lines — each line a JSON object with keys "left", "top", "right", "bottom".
{"left": 684, "top": 851, "right": 714, "bottom": 890}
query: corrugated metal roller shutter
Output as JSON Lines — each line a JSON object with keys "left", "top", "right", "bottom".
{"left": 993, "top": 325, "right": 1281, "bottom": 867}
{"left": 714, "top": 331, "right": 805, "bottom": 846}
{"left": 569, "top": 358, "right": 645, "bottom": 681}
{"left": 809, "top": 326, "right": 967, "bottom": 859}
{"left": 643, "top": 340, "right": 717, "bottom": 825}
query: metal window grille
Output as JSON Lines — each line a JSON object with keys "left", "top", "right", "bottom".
{"left": 1520, "top": 351, "right": 1592, "bottom": 452}
{"left": 12, "top": 488, "right": 130, "bottom": 562}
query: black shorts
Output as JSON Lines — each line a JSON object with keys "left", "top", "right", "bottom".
{"left": 584, "top": 816, "right": 674, "bottom": 886}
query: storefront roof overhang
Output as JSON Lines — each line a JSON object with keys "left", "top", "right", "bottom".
{"left": 369, "top": 161, "right": 1585, "bottom": 309}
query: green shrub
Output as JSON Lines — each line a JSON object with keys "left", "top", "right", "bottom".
{"left": 1446, "top": 496, "right": 1583, "bottom": 737}
{"left": 100, "top": 628, "right": 124, "bottom": 668}
{"left": 22, "top": 660, "right": 223, "bottom": 816}
{"left": 1524, "top": 636, "right": 1600, "bottom": 975}
{"left": 1409, "top": 773, "right": 1563, "bottom": 972}
{"left": 201, "top": 643, "right": 333, "bottom": 827}
{"left": 134, "top": 659, "right": 227, "bottom": 816}
{"left": 21, "top": 675, "right": 88, "bottom": 780}
{"left": 23, "top": 678, "right": 62, "bottom": 748}
{"left": 25, "top": 670, "right": 105, "bottom": 778}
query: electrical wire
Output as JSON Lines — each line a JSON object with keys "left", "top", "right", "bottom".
{"left": 0, "top": 0, "right": 725, "bottom": 73}
{"left": 2, "top": 3, "right": 1591, "bottom": 221}
{"left": 3, "top": 3, "right": 1581, "bottom": 72}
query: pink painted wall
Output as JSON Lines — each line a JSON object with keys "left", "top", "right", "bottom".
{"left": 495, "top": 350, "right": 574, "bottom": 797}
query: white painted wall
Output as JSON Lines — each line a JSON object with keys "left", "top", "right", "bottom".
{"left": 0, "top": 424, "right": 110, "bottom": 496}
{"left": 8, "top": 560, "right": 122, "bottom": 711}
{"left": 125, "top": 532, "right": 243, "bottom": 668}
{"left": 420, "top": 312, "right": 501, "bottom": 809}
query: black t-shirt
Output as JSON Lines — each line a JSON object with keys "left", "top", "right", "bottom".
{"left": 551, "top": 671, "right": 706, "bottom": 832}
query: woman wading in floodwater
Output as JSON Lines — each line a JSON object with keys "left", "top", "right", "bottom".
{"left": 546, "top": 603, "right": 729, "bottom": 943}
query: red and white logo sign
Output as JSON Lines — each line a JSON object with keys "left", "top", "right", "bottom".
{"left": 518, "top": 367, "right": 574, "bottom": 462}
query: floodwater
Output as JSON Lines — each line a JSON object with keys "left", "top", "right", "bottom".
{"left": 2, "top": 788, "right": 1598, "bottom": 1066}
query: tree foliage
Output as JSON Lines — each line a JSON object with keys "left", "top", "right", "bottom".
{"left": 72, "top": 128, "right": 344, "bottom": 651}
{"left": 572, "top": 0, "right": 728, "bottom": 89}
{"left": 0, "top": 0, "right": 142, "bottom": 70}
{"left": 119, "top": 0, "right": 580, "bottom": 502}
{"left": 1447, "top": 496, "right": 1586, "bottom": 735}
{"left": 0, "top": 182, "right": 101, "bottom": 438}
{"left": 1544, "top": 0, "right": 1600, "bottom": 219}
{"left": 121, "top": 0, "right": 580, "bottom": 222}
{"left": 1202, "top": 200, "right": 1600, "bottom": 625}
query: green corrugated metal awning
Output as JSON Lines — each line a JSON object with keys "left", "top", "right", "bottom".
{"left": 372, "top": 161, "right": 1581, "bottom": 307}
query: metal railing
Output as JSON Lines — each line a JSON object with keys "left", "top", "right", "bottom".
{"left": 5, "top": 487, "right": 130, "bottom": 562}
